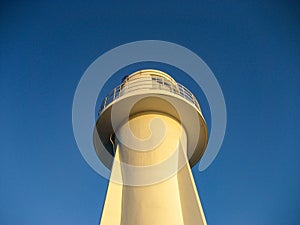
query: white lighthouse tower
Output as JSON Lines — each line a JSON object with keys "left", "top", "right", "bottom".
{"left": 93, "top": 69, "right": 208, "bottom": 225}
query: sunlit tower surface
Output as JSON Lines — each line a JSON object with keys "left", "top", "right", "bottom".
{"left": 93, "top": 69, "right": 208, "bottom": 225}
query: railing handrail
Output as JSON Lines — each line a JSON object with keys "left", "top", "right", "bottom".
{"left": 98, "top": 75, "right": 200, "bottom": 115}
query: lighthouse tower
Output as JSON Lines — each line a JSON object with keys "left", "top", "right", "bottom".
{"left": 93, "top": 69, "right": 208, "bottom": 225}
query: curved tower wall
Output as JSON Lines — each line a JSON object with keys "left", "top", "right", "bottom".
{"left": 95, "top": 69, "right": 208, "bottom": 225}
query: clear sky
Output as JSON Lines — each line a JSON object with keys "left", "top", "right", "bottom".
{"left": 1, "top": 1, "right": 299, "bottom": 224}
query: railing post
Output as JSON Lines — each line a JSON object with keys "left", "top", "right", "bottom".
{"left": 104, "top": 96, "right": 108, "bottom": 108}
{"left": 192, "top": 94, "right": 200, "bottom": 109}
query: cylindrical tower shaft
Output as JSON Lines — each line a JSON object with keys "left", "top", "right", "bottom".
{"left": 99, "top": 112, "right": 207, "bottom": 225}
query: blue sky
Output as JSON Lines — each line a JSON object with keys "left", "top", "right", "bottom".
{"left": 1, "top": 1, "right": 299, "bottom": 224}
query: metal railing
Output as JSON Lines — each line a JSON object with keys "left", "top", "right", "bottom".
{"left": 99, "top": 75, "right": 200, "bottom": 115}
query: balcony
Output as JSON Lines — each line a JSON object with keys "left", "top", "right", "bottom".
{"left": 99, "top": 72, "right": 201, "bottom": 115}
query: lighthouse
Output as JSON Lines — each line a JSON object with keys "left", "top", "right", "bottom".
{"left": 93, "top": 69, "right": 208, "bottom": 225}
